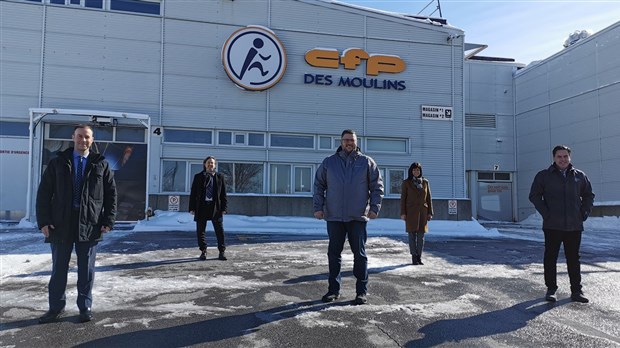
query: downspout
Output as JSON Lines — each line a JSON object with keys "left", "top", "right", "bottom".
{"left": 450, "top": 35, "right": 456, "bottom": 197}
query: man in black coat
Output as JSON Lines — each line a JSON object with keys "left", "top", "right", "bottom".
{"left": 529, "top": 145, "right": 594, "bottom": 303}
{"left": 189, "top": 156, "right": 228, "bottom": 261}
{"left": 36, "top": 124, "right": 117, "bottom": 323}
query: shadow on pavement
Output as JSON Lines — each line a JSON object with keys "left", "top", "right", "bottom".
{"left": 406, "top": 298, "right": 569, "bottom": 347}
{"left": 284, "top": 263, "right": 411, "bottom": 284}
{"left": 9, "top": 258, "right": 200, "bottom": 279}
{"left": 72, "top": 300, "right": 352, "bottom": 347}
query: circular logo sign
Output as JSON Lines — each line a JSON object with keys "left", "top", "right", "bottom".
{"left": 222, "top": 25, "right": 287, "bottom": 91}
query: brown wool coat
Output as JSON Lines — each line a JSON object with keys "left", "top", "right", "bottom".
{"left": 400, "top": 178, "right": 433, "bottom": 233}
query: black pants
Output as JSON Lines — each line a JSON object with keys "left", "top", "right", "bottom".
{"left": 543, "top": 229, "right": 582, "bottom": 293}
{"left": 196, "top": 201, "right": 226, "bottom": 253}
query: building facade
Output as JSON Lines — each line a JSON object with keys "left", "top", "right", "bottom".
{"left": 1, "top": 0, "right": 468, "bottom": 222}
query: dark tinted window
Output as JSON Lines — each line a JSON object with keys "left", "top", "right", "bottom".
{"left": 85, "top": 0, "right": 104, "bottom": 8}
{"left": 110, "top": 0, "right": 160, "bottom": 15}
{"left": 116, "top": 128, "right": 145, "bottom": 142}
{"left": 0, "top": 121, "right": 29, "bottom": 137}
{"left": 164, "top": 129, "right": 212, "bottom": 144}
{"left": 478, "top": 172, "right": 493, "bottom": 180}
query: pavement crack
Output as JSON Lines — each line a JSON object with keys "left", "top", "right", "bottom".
{"left": 375, "top": 322, "right": 403, "bottom": 347}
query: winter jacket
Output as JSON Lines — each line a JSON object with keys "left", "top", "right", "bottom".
{"left": 36, "top": 147, "right": 117, "bottom": 243}
{"left": 313, "top": 146, "right": 384, "bottom": 222}
{"left": 529, "top": 163, "right": 594, "bottom": 231}
{"left": 400, "top": 177, "right": 433, "bottom": 233}
{"left": 189, "top": 171, "right": 228, "bottom": 221}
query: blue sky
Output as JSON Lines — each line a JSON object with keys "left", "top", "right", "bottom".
{"left": 342, "top": 0, "right": 620, "bottom": 64}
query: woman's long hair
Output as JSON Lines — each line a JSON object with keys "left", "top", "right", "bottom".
{"left": 406, "top": 162, "right": 423, "bottom": 181}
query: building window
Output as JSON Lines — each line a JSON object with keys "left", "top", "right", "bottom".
{"left": 164, "top": 129, "right": 212, "bottom": 145}
{"left": 294, "top": 166, "right": 312, "bottom": 193}
{"left": 219, "top": 162, "right": 264, "bottom": 194}
{"left": 0, "top": 121, "right": 29, "bottom": 137}
{"left": 319, "top": 136, "right": 334, "bottom": 150}
{"left": 218, "top": 131, "right": 232, "bottom": 145}
{"left": 91, "top": 126, "right": 113, "bottom": 141}
{"left": 366, "top": 138, "right": 407, "bottom": 153}
{"left": 379, "top": 168, "right": 406, "bottom": 195}
{"left": 270, "top": 164, "right": 291, "bottom": 194}
{"left": 478, "top": 172, "right": 511, "bottom": 181}
{"left": 389, "top": 168, "right": 406, "bottom": 195}
{"left": 235, "top": 133, "right": 245, "bottom": 145}
{"left": 248, "top": 133, "right": 264, "bottom": 146}
{"left": 116, "top": 127, "right": 146, "bottom": 142}
{"left": 110, "top": 0, "right": 160, "bottom": 15}
{"left": 270, "top": 134, "right": 314, "bottom": 149}
{"left": 162, "top": 160, "right": 186, "bottom": 192}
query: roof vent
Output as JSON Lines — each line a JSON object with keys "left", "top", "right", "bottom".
{"left": 563, "top": 29, "right": 593, "bottom": 48}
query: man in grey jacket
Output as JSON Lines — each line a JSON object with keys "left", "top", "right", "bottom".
{"left": 529, "top": 145, "right": 594, "bottom": 303}
{"left": 313, "top": 129, "right": 384, "bottom": 305}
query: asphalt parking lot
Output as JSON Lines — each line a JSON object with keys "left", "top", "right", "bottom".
{"left": 1, "top": 226, "right": 619, "bottom": 347}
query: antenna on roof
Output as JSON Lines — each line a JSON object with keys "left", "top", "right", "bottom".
{"left": 417, "top": 0, "right": 443, "bottom": 18}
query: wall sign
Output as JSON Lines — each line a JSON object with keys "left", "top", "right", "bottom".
{"left": 421, "top": 105, "right": 453, "bottom": 120}
{"left": 222, "top": 25, "right": 287, "bottom": 91}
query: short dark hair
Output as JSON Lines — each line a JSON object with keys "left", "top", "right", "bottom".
{"left": 73, "top": 124, "right": 93, "bottom": 134}
{"left": 552, "top": 145, "right": 571, "bottom": 156}
{"left": 341, "top": 129, "right": 356, "bottom": 138}
{"left": 203, "top": 156, "right": 216, "bottom": 165}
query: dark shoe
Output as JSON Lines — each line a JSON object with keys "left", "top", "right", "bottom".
{"left": 545, "top": 288, "right": 557, "bottom": 302}
{"left": 218, "top": 252, "right": 227, "bottom": 261}
{"left": 354, "top": 293, "right": 368, "bottom": 305}
{"left": 199, "top": 250, "right": 206, "bottom": 261}
{"left": 571, "top": 292, "right": 589, "bottom": 303}
{"left": 417, "top": 257, "right": 424, "bottom": 265}
{"left": 79, "top": 308, "right": 93, "bottom": 323}
{"left": 411, "top": 256, "right": 419, "bottom": 265}
{"left": 321, "top": 292, "right": 340, "bottom": 303}
{"left": 38, "top": 309, "right": 64, "bottom": 324}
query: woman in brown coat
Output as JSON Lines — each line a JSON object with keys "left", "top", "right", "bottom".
{"left": 400, "top": 162, "right": 433, "bottom": 265}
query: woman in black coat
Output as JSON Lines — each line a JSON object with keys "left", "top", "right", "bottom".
{"left": 189, "top": 156, "right": 228, "bottom": 261}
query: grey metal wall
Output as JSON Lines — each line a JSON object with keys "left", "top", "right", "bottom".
{"left": 515, "top": 21, "right": 620, "bottom": 221}
{"left": 1, "top": 0, "right": 468, "bottom": 220}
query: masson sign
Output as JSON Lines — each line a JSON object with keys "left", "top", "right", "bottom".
{"left": 304, "top": 48, "right": 407, "bottom": 90}
{"left": 222, "top": 26, "right": 287, "bottom": 91}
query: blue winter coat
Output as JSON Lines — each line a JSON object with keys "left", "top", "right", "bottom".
{"left": 313, "top": 146, "right": 384, "bottom": 222}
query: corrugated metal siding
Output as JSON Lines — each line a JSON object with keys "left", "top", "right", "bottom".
{"left": 165, "top": 0, "right": 269, "bottom": 26}
{"left": 547, "top": 47, "right": 597, "bottom": 101}
{"left": 0, "top": 2, "right": 43, "bottom": 115}
{"left": 40, "top": 6, "right": 161, "bottom": 113}
{"left": 271, "top": 1, "right": 363, "bottom": 36}
{"left": 515, "top": 22, "right": 620, "bottom": 215}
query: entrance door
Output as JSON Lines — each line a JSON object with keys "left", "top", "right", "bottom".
{"left": 477, "top": 181, "right": 513, "bottom": 221}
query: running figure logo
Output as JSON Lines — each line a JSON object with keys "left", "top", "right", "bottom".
{"left": 222, "top": 26, "right": 287, "bottom": 91}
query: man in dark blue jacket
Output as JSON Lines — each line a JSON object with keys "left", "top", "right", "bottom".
{"left": 314, "top": 129, "right": 384, "bottom": 305}
{"left": 36, "top": 124, "right": 117, "bottom": 323}
{"left": 529, "top": 145, "right": 594, "bottom": 303}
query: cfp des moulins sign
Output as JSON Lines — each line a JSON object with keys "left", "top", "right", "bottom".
{"left": 222, "top": 26, "right": 407, "bottom": 91}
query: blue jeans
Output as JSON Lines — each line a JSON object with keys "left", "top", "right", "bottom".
{"left": 326, "top": 221, "right": 368, "bottom": 295}
{"left": 49, "top": 241, "right": 98, "bottom": 312}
